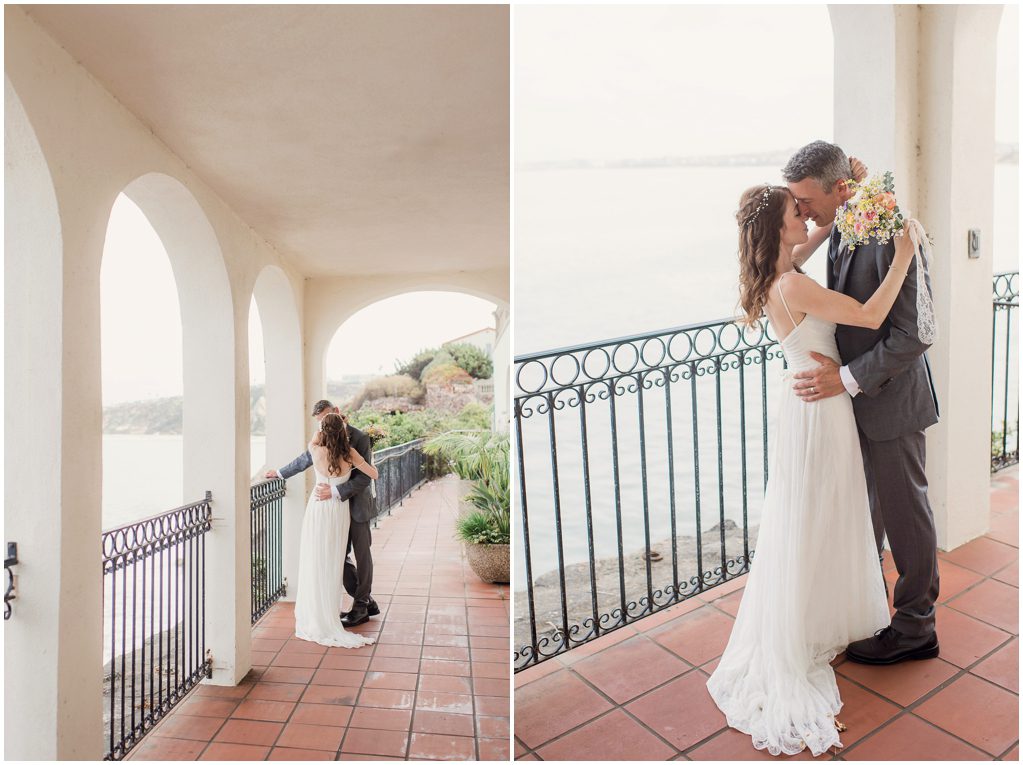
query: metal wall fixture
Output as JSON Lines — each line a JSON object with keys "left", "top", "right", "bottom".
{"left": 101, "top": 493, "right": 214, "bottom": 760}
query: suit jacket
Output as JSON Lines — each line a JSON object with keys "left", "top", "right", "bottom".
{"left": 279, "top": 424, "right": 378, "bottom": 523}
{"left": 828, "top": 227, "right": 940, "bottom": 441}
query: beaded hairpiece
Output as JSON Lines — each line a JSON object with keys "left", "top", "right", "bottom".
{"left": 742, "top": 185, "right": 774, "bottom": 228}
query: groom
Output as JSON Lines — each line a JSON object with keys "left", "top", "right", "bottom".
{"left": 266, "top": 399, "right": 380, "bottom": 626}
{"left": 783, "top": 140, "right": 941, "bottom": 665}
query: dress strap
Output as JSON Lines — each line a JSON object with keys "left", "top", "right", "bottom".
{"left": 775, "top": 272, "right": 798, "bottom": 327}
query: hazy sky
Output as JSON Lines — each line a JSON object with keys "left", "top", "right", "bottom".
{"left": 102, "top": 196, "right": 495, "bottom": 404}
{"left": 517, "top": 4, "right": 1018, "bottom": 163}
{"left": 101, "top": 195, "right": 183, "bottom": 404}
{"left": 516, "top": 5, "right": 835, "bottom": 164}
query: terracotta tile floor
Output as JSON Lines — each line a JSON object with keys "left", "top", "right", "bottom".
{"left": 127, "top": 475, "right": 510, "bottom": 761}
{"left": 515, "top": 467, "right": 1019, "bottom": 761}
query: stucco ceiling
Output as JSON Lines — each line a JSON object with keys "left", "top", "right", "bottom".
{"left": 23, "top": 4, "right": 509, "bottom": 277}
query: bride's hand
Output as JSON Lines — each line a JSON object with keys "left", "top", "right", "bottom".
{"left": 893, "top": 222, "right": 917, "bottom": 270}
{"left": 849, "top": 156, "right": 868, "bottom": 183}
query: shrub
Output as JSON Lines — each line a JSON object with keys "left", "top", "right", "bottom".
{"left": 442, "top": 342, "right": 493, "bottom": 380}
{"left": 456, "top": 509, "right": 510, "bottom": 545}
{"left": 348, "top": 374, "right": 424, "bottom": 411}
{"left": 422, "top": 362, "right": 474, "bottom": 387}
{"left": 395, "top": 348, "right": 439, "bottom": 381}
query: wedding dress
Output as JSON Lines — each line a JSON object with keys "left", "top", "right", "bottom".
{"left": 294, "top": 444, "right": 375, "bottom": 649}
{"left": 706, "top": 284, "right": 889, "bottom": 756}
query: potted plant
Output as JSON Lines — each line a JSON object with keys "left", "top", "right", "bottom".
{"left": 425, "top": 431, "right": 510, "bottom": 584}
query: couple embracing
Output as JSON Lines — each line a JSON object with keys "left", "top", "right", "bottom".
{"left": 706, "top": 141, "right": 941, "bottom": 756}
{"left": 265, "top": 399, "right": 381, "bottom": 649}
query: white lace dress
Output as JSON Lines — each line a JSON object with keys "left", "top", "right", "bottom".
{"left": 293, "top": 443, "right": 375, "bottom": 649}
{"left": 705, "top": 291, "right": 889, "bottom": 756}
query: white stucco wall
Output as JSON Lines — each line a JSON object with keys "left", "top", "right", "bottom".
{"left": 830, "top": 4, "right": 1004, "bottom": 550}
{"left": 5, "top": 6, "right": 306, "bottom": 758}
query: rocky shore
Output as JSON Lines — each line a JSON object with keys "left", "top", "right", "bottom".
{"left": 515, "top": 520, "right": 758, "bottom": 651}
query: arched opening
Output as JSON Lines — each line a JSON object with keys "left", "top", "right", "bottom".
{"left": 101, "top": 193, "right": 185, "bottom": 528}
{"left": 323, "top": 291, "right": 499, "bottom": 445}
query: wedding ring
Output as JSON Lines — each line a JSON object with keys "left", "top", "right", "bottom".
{"left": 811, "top": 386, "right": 816, "bottom": 394}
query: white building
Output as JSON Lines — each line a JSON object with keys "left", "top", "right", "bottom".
{"left": 446, "top": 326, "right": 499, "bottom": 357}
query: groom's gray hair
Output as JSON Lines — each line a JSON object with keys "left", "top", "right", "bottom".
{"left": 311, "top": 399, "right": 334, "bottom": 416}
{"left": 782, "top": 140, "right": 850, "bottom": 192}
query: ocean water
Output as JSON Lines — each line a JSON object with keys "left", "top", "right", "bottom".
{"left": 102, "top": 435, "right": 266, "bottom": 530}
{"left": 101, "top": 435, "right": 266, "bottom": 660}
{"left": 514, "top": 163, "right": 1019, "bottom": 589}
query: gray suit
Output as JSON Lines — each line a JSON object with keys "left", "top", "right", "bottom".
{"left": 828, "top": 227, "right": 940, "bottom": 637}
{"left": 279, "top": 424, "right": 377, "bottom": 604}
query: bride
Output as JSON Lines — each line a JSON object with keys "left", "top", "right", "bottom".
{"left": 294, "top": 411, "right": 379, "bottom": 648}
{"left": 705, "top": 180, "right": 917, "bottom": 756}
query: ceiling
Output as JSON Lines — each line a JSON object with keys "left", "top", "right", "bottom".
{"left": 23, "top": 4, "right": 509, "bottom": 278}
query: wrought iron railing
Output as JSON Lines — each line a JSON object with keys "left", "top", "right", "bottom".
{"left": 101, "top": 493, "right": 213, "bottom": 760}
{"left": 514, "top": 319, "right": 784, "bottom": 670}
{"left": 992, "top": 271, "right": 1019, "bottom": 471}
{"left": 250, "top": 478, "right": 287, "bottom": 624}
{"left": 372, "top": 438, "right": 428, "bottom": 520}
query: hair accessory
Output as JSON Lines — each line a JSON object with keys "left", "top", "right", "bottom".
{"left": 742, "top": 185, "right": 774, "bottom": 228}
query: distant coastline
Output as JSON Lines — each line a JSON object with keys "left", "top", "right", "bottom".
{"left": 517, "top": 143, "right": 1019, "bottom": 172}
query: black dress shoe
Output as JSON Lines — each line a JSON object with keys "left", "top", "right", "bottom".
{"left": 340, "top": 598, "right": 379, "bottom": 620}
{"left": 340, "top": 605, "right": 370, "bottom": 628}
{"left": 845, "top": 625, "right": 939, "bottom": 665}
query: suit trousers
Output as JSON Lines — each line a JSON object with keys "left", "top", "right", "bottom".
{"left": 342, "top": 519, "right": 373, "bottom": 605}
{"left": 857, "top": 427, "right": 940, "bottom": 637}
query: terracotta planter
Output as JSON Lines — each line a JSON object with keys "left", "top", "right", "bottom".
{"left": 465, "top": 542, "right": 510, "bottom": 584}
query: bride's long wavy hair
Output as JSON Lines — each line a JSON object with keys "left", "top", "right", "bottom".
{"left": 736, "top": 184, "right": 802, "bottom": 327}
{"left": 319, "top": 412, "right": 353, "bottom": 476}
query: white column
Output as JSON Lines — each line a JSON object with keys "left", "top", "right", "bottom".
{"left": 917, "top": 5, "right": 1003, "bottom": 549}
{"left": 255, "top": 267, "right": 306, "bottom": 603}
{"left": 4, "top": 78, "right": 104, "bottom": 761}
{"left": 830, "top": 4, "right": 1004, "bottom": 550}
{"left": 127, "top": 174, "right": 251, "bottom": 685}
{"left": 492, "top": 304, "right": 511, "bottom": 432}
{"left": 829, "top": 5, "right": 919, "bottom": 200}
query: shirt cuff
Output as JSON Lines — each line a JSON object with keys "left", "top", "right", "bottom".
{"left": 839, "top": 365, "right": 861, "bottom": 397}
{"left": 332, "top": 485, "right": 341, "bottom": 501}
{"left": 273, "top": 468, "right": 284, "bottom": 479}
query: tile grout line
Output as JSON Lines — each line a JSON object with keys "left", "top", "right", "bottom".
{"left": 518, "top": 542, "right": 1018, "bottom": 761}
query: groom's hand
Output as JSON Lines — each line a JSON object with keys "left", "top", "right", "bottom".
{"left": 264, "top": 469, "right": 280, "bottom": 479}
{"left": 792, "top": 353, "right": 844, "bottom": 402}
{"left": 315, "top": 483, "right": 333, "bottom": 500}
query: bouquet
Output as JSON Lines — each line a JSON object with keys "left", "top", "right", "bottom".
{"left": 835, "top": 169, "right": 938, "bottom": 345}
{"left": 834, "top": 171, "right": 905, "bottom": 250}
{"left": 363, "top": 423, "right": 387, "bottom": 446}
